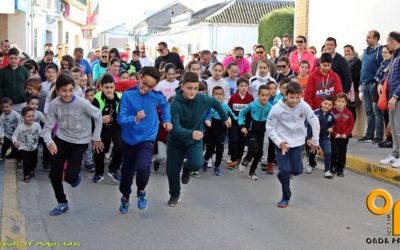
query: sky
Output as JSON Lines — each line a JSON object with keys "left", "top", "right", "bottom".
{"left": 96, "top": 0, "right": 225, "bottom": 33}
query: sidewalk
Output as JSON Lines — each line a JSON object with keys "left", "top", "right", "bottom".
{"left": 337, "top": 139, "right": 400, "bottom": 186}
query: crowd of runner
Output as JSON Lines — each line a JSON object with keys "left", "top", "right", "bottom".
{"left": 0, "top": 30, "right": 399, "bottom": 214}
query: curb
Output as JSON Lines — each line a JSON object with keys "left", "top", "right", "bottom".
{"left": 1, "top": 159, "right": 26, "bottom": 250}
{"left": 345, "top": 154, "right": 400, "bottom": 186}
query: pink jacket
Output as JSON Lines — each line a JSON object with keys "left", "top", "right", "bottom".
{"left": 289, "top": 49, "right": 315, "bottom": 74}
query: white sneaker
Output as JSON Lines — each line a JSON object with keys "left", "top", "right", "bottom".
{"left": 248, "top": 174, "right": 258, "bottom": 180}
{"left": 391, "top": 159, "right": 400, "bottom": 168}
{"left": 305, "top": 166, "right": 313, "bottom": 174}
{"left": 380, "top": 155, "right": 397, "bottom": 165}
{"left": 324, "top": 171, "right": 333, "bottom": 179}
{"left": 239, "top": 162, "right": 246, "bottom": 173}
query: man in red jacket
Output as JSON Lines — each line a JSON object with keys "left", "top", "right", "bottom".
{"left": 331, "top": 93, "right": 354, "bottom": 177}
{"left": 305, "top": 53, "right": 343, "bottom": 110}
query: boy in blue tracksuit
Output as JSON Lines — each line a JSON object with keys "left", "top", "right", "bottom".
{"left": 203, "top": 86, "right": 238, "bottom": 176}
{"left": 238, "top": 85, "right": 272, "bottom": 180}
{"left": 306, "top": 96, "right": 335, "bottom": 178}
{"left": 117, "top": 67, "right": 172, "bottom": 213}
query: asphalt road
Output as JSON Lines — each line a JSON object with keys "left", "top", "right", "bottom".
{"left": 16, "top": 159, "right": 400, "bottom": 250}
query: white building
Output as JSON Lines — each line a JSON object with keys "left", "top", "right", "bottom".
{"left": 0, "top": 0, "right": 97, "bottom": 58}
{"left": 134, "top": 0, "right": 294, "bottom": 60}
{"left": 297, "top": 0, "right": 400, "bottom": 56}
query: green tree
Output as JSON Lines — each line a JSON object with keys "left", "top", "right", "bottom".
{"left": 258, "top": 8, "right": 294, "bottom": 52}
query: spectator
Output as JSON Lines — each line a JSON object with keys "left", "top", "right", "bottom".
{"left": 270, "top": 46, "right": 279, "bottom": 63}
{"left": 277, "top": 34, "right": 297, "bottom": 63}
{"left": 343, "top": 44, "right": 362, "bottom": 121}
{"left": 251, "top": 45, "right": 277, "bottom": 76}
{"left": 273, "top": 36, "right": 282, "bottom": 48}
{"left": 74, "top": 47, "right": 93, "bottom": 85}
{"left": 63, "top": 43, "right": 70, "bottom": 56}
{"left": 154, "top": 42, "right": 184, "bottom": 70}
{"left": 289, "top": 35, "right": 315, "bottom": 74}
{"left": 222, "top": 46, "right": 252, "bottom": 78}
{"left": 0, "top": 39, "right": 10, "bottom": 69}
{"left": 0, "top": 48, "right": 29, "bottom": 112}
{"left": 120, "top": 44, "right": 131, "bottom": 62}
{"left": 273, "top": 57, "right": 297, "bottom": 83}
{"left": 359, "top": 31, "right": 384, "bottom": 143}
{"left": 54, "top": 44, "right": 64, "bottom": 66}
{"left": 379, "top": 31, "right": 400, "bottom": 168}
{"left": 92, "top": 50, "right": 109, "bottom": 83}
{"left": 324, "top": 37, "right": 352, "bottom": 93}
{"left": 376, "top": 45, "right": 394, "bottom": 148}
{"left": 38, "top": 50, "right": 58, "bottom": 82}
{"left": 211, "top": 51, "right": 219, "bottom": 63}
{"left": 199, "top": 50, "right": 215, "bottom": 73}
{"left": 139, "top": 43, "right": 154, "bottom": 67}
{"left": 23, "top": 59, "right": 40, "bottom": 78}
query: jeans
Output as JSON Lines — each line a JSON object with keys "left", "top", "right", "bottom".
{"left": 119, "top": 141, "right": 154, "bottom": 200}
{"left": 94, "top": 126, "right": 122, "bottom": 175}
{"left": 308, "top": 137, "right": 331, "bottom": 172}
{"left": 276, "top": 145, "right": 304, "bottom": 201}
{"left": 243, "top": 131, "right": 265, "bottom": 174}
{"left": 362, "top": 83, "right": 384, "bottom": 139}
{"left": 20, "top": 149, "right": 38, "bottom": 176}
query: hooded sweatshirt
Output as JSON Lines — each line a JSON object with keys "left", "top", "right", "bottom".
{"left": 117, "top": 87, "right": 170, "bottom": 146}
{"left": 304, "top": 68, "right": 343, "bottom": 110}
{"left": 168, "top": 89, "right": 228, "bottom": 146}
{"left": 266, "top": 99, "right": 320, "bottom": 148}
{"left": 289, "top": 49, "right": 315, "bottom": 74}
{"left": 206, "top": 77, "right": 230, "bottom": 102}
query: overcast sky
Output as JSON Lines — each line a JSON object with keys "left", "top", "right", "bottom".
{"left": 97, "top": 0, "right": 225, "bottom": 32}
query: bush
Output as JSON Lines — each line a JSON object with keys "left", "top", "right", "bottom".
{"left": 258, "top": 8, "right": 294, "bottom": 52}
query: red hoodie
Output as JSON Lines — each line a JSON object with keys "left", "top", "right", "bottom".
{"left": 228, "top": 91, "right": 254, "bottom": 117}
{"left": 331, "top": 107, "right": 354, "bottom": 138}
{"left": 304, "top": 68, "right": 343, "bottom": 110}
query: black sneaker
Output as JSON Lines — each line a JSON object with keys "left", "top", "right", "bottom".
{"left": 358, "top": 136, "right": 373, "bottom": 143}
{"left": 108, "top": 171, "right": 121, "bottom": 182}
{"left": 379, "top": 140, "right": 393, "bottom": 148}
{"left": 372, "top": 138, "right": 383, "bottom": 144}
{"left": 153, "top": 161, "right": 160, "bottom": 172}
{"left": 168, "top": 196, "right": 179, "bottom": 207}
{"left": 92, "top": 174, "right": 104, "bottom": 183}
{"left": 337, "top": 172, "right": 344, "bottom": 177}
{"left": 181, "top": 167, "right": 190, "bottom": 184}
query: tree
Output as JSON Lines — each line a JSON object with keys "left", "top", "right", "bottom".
{"left": 258, "top": 8, "right": 294, "bottom": 52}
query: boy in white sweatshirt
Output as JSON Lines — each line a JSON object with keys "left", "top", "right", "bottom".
{"left": 266, "top": 81, "right": 320, "bottom": 208}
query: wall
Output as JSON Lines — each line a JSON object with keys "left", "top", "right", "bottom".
{"left": 7, "top": 11, "right": 29, "bottom": 53}
{"left": 213, "top": 25, "right": 258, "bottom": 55}
{"left": 308, "top": 0, "right": 400, "bottom": 55}
{"left": 294, "top": 0, "right": 309, "bottom": 38}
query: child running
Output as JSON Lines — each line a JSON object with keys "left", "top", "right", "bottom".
{"left": 266, "top": 81, "right": 320, "bottom": 208}
{"left": 0, "top": 97, "right": 21, "bottom": 161}
{"left": 167, "top": 72, "right": 231, "bottom": 207}
{"left": 203, "top": 86, "right": 237, "bottom": 176}
{"left": 12, "top": 107, "right": 42, "bottom": 182}
{"left": 227, "top": 77, "right": 254, "bottom": 169}
{"left": 238, "top": 85, "right": 272, "bottom": 180}
{"left": 42, "top": 73, "right": 103, "bottom": 216}
{"left": 117, "top": 67, "right": 172, "bottom": 213}
{"left": 305, "top": 96, "right": 335, "bottom": 178}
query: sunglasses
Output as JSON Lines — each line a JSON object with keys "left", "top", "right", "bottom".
{"left": 101, "top": 56, "right": 108, "bottom": 59}
{"left": 57, "top": 47, "right": 63, "bottom": 50}
{"left": 296, "top": 40, "right": 304, "bottom": 44}
{"left": 277, "top": 65, "right": 287, "bottom": 68}
{"left": 95, "top": 50, "right": 100, "bottom": 53}
{"left": 255, "top": 51, "right": 264, "bottom": 54}
{"left": 157, "top": 48, "right": 164, "bottom": 52}
{"left": 236, "top": 56, "right": 243, "bottom": 59}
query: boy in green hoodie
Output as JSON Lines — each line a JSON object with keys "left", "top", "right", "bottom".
{"left": 166, "top": 72, "right": 231, "bottom": 207}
